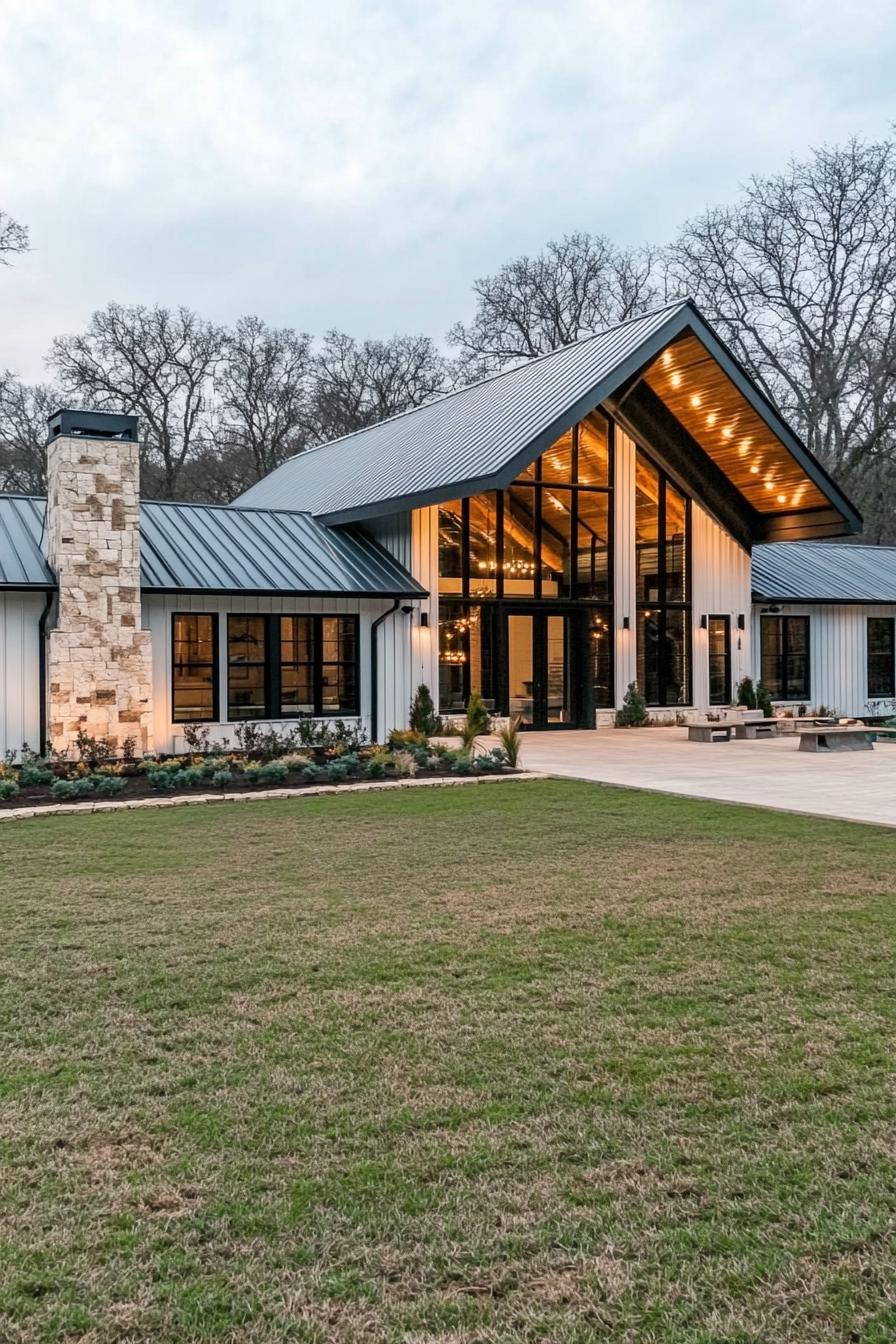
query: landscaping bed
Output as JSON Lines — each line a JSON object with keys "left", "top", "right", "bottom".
{"left": 0, "top": 739, "right": 519, "bottom": 811}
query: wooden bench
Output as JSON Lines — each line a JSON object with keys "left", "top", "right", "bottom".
{"left": 733, "top": 718, "right": 779, "bottom": 740}
{"left": 688, "top": 723, "right": 733, "bottom": 743}
{"left": 798, "top": 727, "right": 875, "bottom": 753}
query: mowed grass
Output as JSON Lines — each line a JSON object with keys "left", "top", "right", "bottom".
{"left": 1, "top": 781, "right": 895, "bottom": 1344}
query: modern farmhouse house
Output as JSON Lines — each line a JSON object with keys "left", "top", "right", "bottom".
{"left": 0, "top": 298, "right": 885, "bottom": 761}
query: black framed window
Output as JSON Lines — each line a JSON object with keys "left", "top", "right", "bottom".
{"left": 172, "top": 613, "right": 218, "bottom": 723}
{"left": 437, "top": 411, "right": 612, "bottom": 605}
{"left": 228, "top": 615, "right": 268, "bottom": 720}
{"left": 868, "top": 617, "right": 895, "bottom": 699}
{"left": 635, "top": 453, "right": 691, "bottom": 706}
{"left": 320, "top": 616, "right": 359, "bottom": 715}
{"left": 760, "top": 615, "right": 810, "bottom": 701}
{"left": 280, "top": 616, "right": 315, "bottom": 716}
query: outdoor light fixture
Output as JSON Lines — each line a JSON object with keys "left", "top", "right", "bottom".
{"left": 420, "top": 612, "right": 429, "bottom": 628}
{"left": 737, "top": 614, "right": 746, "bottom": 629}
{"left": 622, "top": 616, "right": 630, "bottom": 630}
{"left": 401, "top": 604, "right": 414, "bottom": 616}
{"left": 700, "top": 614, "right": 708, "bottom": 629}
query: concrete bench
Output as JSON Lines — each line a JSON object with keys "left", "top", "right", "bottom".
{"left": 733, "top": 718, "right": 779, "bottom": 740}
{"left": 798, "top": 728, "right": 875, "bottom": 753}
{"left": 688, "top": 723, "right": 733, "bottom": 743}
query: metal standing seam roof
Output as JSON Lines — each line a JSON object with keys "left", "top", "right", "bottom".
{"left": 0, "top": 495, "right": 425, "bottom": 597}
{"left": 235, "top": 298, "right": 861, "bottom": 533}
{"left": 753, "top": 543, "right": 896, "bottom": 604}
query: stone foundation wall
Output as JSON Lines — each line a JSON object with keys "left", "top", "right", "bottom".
{"left": 46, "top": 434, "right": 153, "bottom": 755}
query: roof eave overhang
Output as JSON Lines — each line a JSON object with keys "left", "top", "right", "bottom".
{"left": 316, "top": 302, "right": 863, "bottom": 538}
{"left": 140, "top": 584, "right": 428, "bottom": 600}
{"left": 753, "top": 592, "right": 896, "bottom": 606}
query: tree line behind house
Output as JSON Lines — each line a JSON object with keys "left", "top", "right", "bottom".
{"left": 2, "top": 133, "right": 895, "bottom": 538}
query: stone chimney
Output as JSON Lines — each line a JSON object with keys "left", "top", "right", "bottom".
{"left": 45, "top": 409, "right": 154, "bottom": 755}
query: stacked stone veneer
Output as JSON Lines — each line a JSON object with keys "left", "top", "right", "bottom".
{"left": 46, "top": 433, "right": 154, "bottom": 755}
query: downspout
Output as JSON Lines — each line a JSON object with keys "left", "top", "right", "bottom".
{"left": 37, "top": 588, "right": 55, "bottom": 755}
{"left": 369, "top": 598, "right": 401, "bottom": 745}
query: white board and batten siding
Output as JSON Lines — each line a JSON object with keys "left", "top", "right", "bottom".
{"left": 751, "top": 602, "right": 896, "bottom": 720}
{"left": 0, "top": 592, "right": 44, "bottom": 757}
{"left": 611, "top": 427, "right": 752, "bottom": 719}
{"left": 362, "top": 510, "right": 439, "bottom": 733}
{"left": 143, "top": 591, "right": 415, "bottom": 755}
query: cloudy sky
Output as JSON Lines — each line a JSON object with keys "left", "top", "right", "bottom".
{"left": 1, "top": 0, "right": 894, "bottom": 381}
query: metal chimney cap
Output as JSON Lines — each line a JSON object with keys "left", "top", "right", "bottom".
{"left": 46, "top": 408, "right": 139, "bottom": 444}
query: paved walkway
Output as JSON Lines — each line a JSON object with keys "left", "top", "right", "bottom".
{"left": 518, "top": 727, "right": 896, "bottom": 828}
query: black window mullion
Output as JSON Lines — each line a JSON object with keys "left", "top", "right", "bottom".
{"left": 461, "top": 498, "right": 470, "bottom": 598}
{"left": 496, "top": 491, "right": 505, "bottom": 599}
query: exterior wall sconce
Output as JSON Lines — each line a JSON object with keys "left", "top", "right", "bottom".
{"left": 737, "top": 613, "right": 746, "bottom": 630}
{"left": 700, "top": 614, "right": 708, "bottom": 629}
{"left": 622, "top": 616, "right": 630, "bottom": 630}
{"left": 420, "top": 611, "right": 429, "bottom": 628}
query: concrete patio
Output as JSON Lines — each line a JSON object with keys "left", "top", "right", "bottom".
{"left": 519, "top": 726, "right": 896, "bottom": 828}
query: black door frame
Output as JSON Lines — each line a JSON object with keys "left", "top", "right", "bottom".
{"left": 504, "top": 605, "right": 591, "bottom": 730}
{"left": 707, "top": 614, "right": 732, "bottom": 706}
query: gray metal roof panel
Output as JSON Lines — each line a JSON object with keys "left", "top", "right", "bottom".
{"left": 0, "top": 496, "right": 54, "bottom": 587}
{"left": 0, "top": 496, "right": 424, "bottom": 597}
{"left": 753, "top": 543, "right": 896, "bottom": 603}
{"left": 235, "top": 299, "right": 860, "bottom": 533}
{"left": 237, "top": 301, "right": 693, "bottom": 519}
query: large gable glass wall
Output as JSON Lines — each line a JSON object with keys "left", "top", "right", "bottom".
{"left": 634, "top": 452, "right": 692, "bottom": 706}
{"left": 438, "top": 412, "right": 613, "bottom": 724}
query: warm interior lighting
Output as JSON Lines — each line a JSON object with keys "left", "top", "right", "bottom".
{"left": 661, "top": 350, "right": 673, "bottom": 367}
{"left": 670, "top": 372, "right": 682, "bottom": 387}
{"left": 690, "top": 393, "right": 701, "bottom": 408}
{"left": 777, "top": 493, "right": 787, "bottom": 503}
{"left": 750, "top": 465, "right": 760, "bottom": 474}
{"left": 722, "top": 425, "right": 734, "bottom": 439}
{"left": 706, "top": 412, "right": 717, "bottom": 427}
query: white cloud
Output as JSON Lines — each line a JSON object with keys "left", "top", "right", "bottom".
{"left": 0, "top": 0, "right": 893, "bottom": 379}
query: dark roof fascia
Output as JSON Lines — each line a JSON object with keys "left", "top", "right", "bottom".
{"left": 317, "top": 304, "right": 700, "bottom": 524}
{"left": 752, "top": 593, "right": 896, "bottom": 605}
{"left": 667, "top": 313, "right": 862, "bottom": 533}
{"left": 0, "top": 581, "right": 57, "bottom": 592}
{"left": 141, "top": 584, "right": 427, "bottom": 600}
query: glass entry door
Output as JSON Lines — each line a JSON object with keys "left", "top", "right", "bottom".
{"left": 507, "top": 612, "right": 572, "bottom": 729}
{"left": 708, "top": 615, "right": 731, "bottom": 706}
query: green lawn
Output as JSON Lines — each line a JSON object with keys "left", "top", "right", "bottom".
{"left": 1, "top": 780, "right": 895, "bottom": 1343}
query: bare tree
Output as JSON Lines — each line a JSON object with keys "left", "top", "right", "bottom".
{"left": 215, "top": 315, "right": 314, "bottom": 481}
{"left": 48, "top": 303, "right": 224, "bottom": 499}
{"left": 311, "top": 331, "right": 452, "bottom": 441}
{"left": 666, "top": 135, "right": 896, "bottom": 540}
{"left": 0, "top": 373, "right": 55, "bottom": 493}
{"left": 448, "top": 232, "right": 662, "bottom": 378}
{"left": 0, "top": 209, "right": 28, "bottom": 265}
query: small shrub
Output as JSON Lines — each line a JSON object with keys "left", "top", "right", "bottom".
{"left": 177, "top": 767, "right": 206, "bottom": 788}
{"left": 389, "top": 728, "right": 428, "bottom": 749}
{"left": 147, "top": 769, "right": 178, "bottom": 792}
{"left": 364, "top": 758, "right": 386, "bottom": 780}
{"left": 409, "top": 684, "right": 441, "bottom": 737}
{"left": 498, "top": 716, "right": 523, "bottom": 768}
{"left": 279, "top": 752, "right": 312, "bottom": 770}
{"left": 19, "top": 763, "right": 55, "bottom": 787}
{"left": 210, "top": 768, "right": 234, "bottom": 788}
{"left": 390, "top": 749, "right": 418, "bottom": 779}
{"left": 257, "top": 760, "right": 289, "bottom": 784}
{"left": 50, "top": 777, "right": 96, "bottom": 801}
{"left": 73, "top": 729, "right": 116, "bottom": 769}
{"left": 302, "top": 763, "right": 324, "bottom": 783}
{"left": 756, "top": 682, "right": 774, "bottom": 717}
{"left": 0, "top": 778, "right": 20, "bottom": 801}
{"left": 91, "top": 774, "right": 125, "bottom": 797}
{"left": 182, "top": 724, "right": 212, "bottom": 754}
{"left": 616, "top": 682, "right": 649, "bottom": 728}
{"left": 736, "top": 677, "right": 757, "bottom": 710}
{"left": 450, "top": 753, "right": 474, "bottom": 775}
